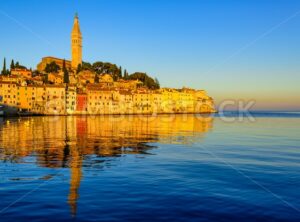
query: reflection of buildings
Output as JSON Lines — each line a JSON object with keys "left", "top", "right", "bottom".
{"left": 0, "top": 115, "right": 213, "bottom": 215}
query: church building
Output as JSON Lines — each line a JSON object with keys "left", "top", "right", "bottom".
{"left": 37, "top": 13, "right": 82, "bottom": 72}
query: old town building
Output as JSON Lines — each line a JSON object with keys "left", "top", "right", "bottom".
{"left": 0, "top": 78, "right": 215, "bottom": 115}
{"left": 10, "top": 68, "right": 32, "bottom": 79}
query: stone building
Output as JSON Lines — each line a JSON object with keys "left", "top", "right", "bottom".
{"left": 37, "top": 57, "right": 72, "bottom": 72}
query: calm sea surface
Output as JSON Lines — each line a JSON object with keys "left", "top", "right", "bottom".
{"left": 0, "top": 113, "right": 299, "bottom": 221}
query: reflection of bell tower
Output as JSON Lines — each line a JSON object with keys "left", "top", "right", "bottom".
{"left": 68, "top": 148, "right": 82, "bottom": 216}
{"left": 65, "top": 117, "right": 83, "bottom": 217}
{"left": 71, "top": 13, "right": 82, "bottom": 70}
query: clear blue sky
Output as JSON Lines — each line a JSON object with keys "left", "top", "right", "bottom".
{"left": 0, "top": 0, "right": 300, "bottom": 110}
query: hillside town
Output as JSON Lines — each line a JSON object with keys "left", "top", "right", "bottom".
{"left": 0, "top": 14, "right": 215, "bottom": 116}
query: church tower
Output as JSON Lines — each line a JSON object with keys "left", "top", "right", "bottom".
{"left": 71, "top": 13, "right": 82, "bottom": 70}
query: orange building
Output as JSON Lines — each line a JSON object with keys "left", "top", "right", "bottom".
{"left": 10, "top": 68, "right": 32, "bottom": 79}
{"left": 76, "top": 93, "right": 87, "bottom": 112}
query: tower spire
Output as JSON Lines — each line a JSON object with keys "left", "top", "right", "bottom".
{"left": 71, "top": 13, "right": 82, "bottom": 70}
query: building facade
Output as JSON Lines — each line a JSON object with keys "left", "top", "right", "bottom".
{"left": 0, "top": 79, "right": 215, "bottom": 115}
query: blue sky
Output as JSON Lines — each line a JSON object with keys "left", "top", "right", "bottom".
{"left": 0, "top": 0, "right": 300, "bottom": 110}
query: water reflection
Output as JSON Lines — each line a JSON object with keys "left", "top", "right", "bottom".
{"left": 0, "top": 115, "right": 213, "bottom": 216}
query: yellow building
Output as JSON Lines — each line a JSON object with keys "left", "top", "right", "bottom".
{"left": 66, "top": 86, "right": 77, "bottom": 114}
{"left": 0, "top": 81, "right": 18, "bottom": 107}
{"left": 86, "top": 85, "right": 115, "bottom": 114}
{"left": 48, "top": 73, "right": 63, "bottom": 84}
{"left": 151, "top": 91, "right": 163, "bottom": 113}
{"left": 17, "top": 85, "right": 34, "bottom": 111}
{"left": 77, "top": 70, "right": 95, "bottom": 84}
{"left": 194, "top": 90, "right": 215, "bottom": 113}
{"left": 1, "top": 79, "right": 215, "bottom": 115}
{"left": 0, "top": 75, "right": 22, "bottom": 84}
{"left": 44, "top": 85, "right": 66, "bottom": 114}
{"left": 159, "top": 88, "right": 177, "bottom": 113}
{"left": 98, "top": 74, "right": 114, "bottom": 88}
{"left": 114, "top": 79, "right": 142, "bottom": 90}
{"left": 32, "top": 86, "right": 47, "bottom": 113}
{"left": 11, "top": 68, "right": 32, "bottom": 79}
{"left": 133, "top": 91, "right": 152, "bottom": 114}
{"left": 31, "top": 76, "right": 44, "bottom": 85}
{"left": 118, "top": 90, "right": 134, "bottom": 114}
{"left": 178, "top": 89, "right": 194, "bottom": 113}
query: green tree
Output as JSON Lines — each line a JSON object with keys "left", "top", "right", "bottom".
{"left": 82, "top": 62, "right": 92, "bottom": 70}
{"left": 43, "top": 73, "right": 49, "bottom": 84}
{"left": 32, "top": 70, "right": 41, "bottom": 77}
{"left": 92, "top": 61, "right": 104, "bottom": 73}
{"left": 92, "top": 61, "right": 120, "bottom": 76}
{"left": 155, "top": 78, "right": 160, "bottom": 88}
{"left": 10, "top": 59, "right": 15, "bottom": 70}
{"left": 1, "top": 58, "right": 7, "bottom": 75}
{"left": 76, "top": 64, "right": 82, "bottom": 74}
{"left": 118, "top": 66, "right": 122, "bottom": 79}
{"left": 63, "top": 59, "right": 69, "bottom": 84}
{"left": 44, "top": 61, "right": 60, "bottom": 73}
{"left": 128, "top": 72, "right": 160, "bottom": 89}
{"left": 14, "top": 61, "right": 26, "bottom": 69}
{"left": 94, "top": 74, "right": 99, "bottom": 83}
{"left": 124, "top": 69, "right": 129, "bottom": 79}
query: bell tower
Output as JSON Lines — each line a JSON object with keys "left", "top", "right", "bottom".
{"left": 71, "top": 13, "right": 82, "bottom": 70}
